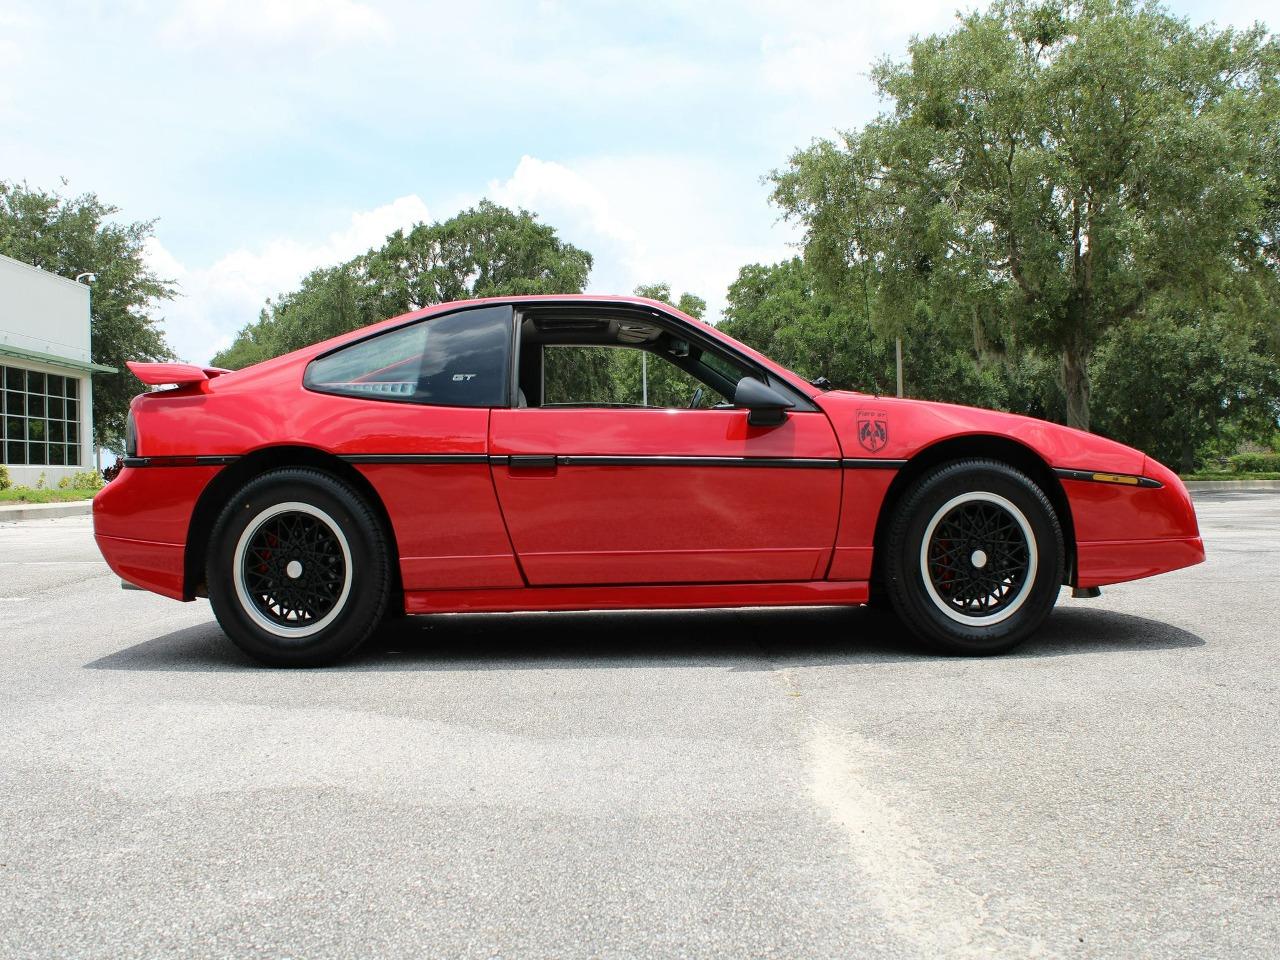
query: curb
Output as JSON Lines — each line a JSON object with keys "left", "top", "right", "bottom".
{"left": 0, "top": 500, "right": 93, "bottom": 521}
{"left": 1184, "top": 479, "right": 1280, "bottom": 492}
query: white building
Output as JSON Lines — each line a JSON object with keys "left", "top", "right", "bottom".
{"left": 0, "top": 253, "right": 114, "bottom": 486}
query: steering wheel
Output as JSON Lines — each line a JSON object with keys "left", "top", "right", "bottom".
{"left": 688, "top": 386, "right": 704, "bottom": 409}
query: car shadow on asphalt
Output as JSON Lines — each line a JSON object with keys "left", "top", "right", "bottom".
{"left": 84, "top": 604, "right": 1204, "bottom": 672}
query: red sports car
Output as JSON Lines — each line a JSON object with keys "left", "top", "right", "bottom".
{"left": 95, "top": 295, "right": 1204, "bottom": 666}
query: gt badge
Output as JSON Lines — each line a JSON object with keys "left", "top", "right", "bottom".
{"left": 857, "top": 410, "right": 889, "bottom": 452}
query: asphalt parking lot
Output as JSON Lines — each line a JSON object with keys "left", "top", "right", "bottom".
{"left": 0, "top": 491, "right": 1276, "bottom": 959}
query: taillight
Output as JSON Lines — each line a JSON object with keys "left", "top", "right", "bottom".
{"left": 125, "top": 410, "right": 138, "bottom": 458}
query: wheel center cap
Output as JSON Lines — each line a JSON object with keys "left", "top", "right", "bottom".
{"left": 971, "top": 549, "right": 988, "bottom": 569}
{"left": 285, "top": 560, "right": 303, "bottom": 579}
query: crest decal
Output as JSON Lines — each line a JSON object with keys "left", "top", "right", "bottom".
{"left": 856, "top": 410, "right": 889, "bottom": 453}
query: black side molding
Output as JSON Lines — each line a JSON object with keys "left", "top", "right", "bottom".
{"left": 121, "top": 452, "right": 915, "bottom": 473}
{"left": 339, "top": 454, "right": 489, "bottom": 465}
{"left": 550, "top": 455, "right": 840, "bottom": 469}
{"left": 842, "top": 458, "right": 908, "bottom": 470}
{"left": 123, "top": 455, "right": 240, "bottom": 468}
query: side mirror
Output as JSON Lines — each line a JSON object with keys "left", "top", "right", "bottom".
{"left": 733, "top": 376, "right": 793, "bottom": 427}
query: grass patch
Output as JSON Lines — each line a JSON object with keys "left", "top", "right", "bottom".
{"left": 0, "top": 487, "right": 99, "bottom": 504}
{"left": 1180, "top": 471, "right": 1280, "bottom": 481}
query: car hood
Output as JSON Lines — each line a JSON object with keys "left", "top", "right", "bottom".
{"left": 813, "top": 390, "right": 1149, "bottom": 476}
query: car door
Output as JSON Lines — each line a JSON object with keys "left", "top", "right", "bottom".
{"left": 300, "top": 303, "right": 526, "bottom": 592}
{"left": 488, "top": 337, "right": 843, "bottom": 587}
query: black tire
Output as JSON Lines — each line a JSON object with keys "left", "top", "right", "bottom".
{"left": 864, "top": 579, "right": 895, "bottom": 613}
{"left": 206, "top": 468, "right": 391, "bottom": 667}
{"left": 884, "top": 459, "right": 1063, "bottom": 656}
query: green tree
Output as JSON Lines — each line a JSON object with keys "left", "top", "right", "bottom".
{"left": 541, "top": 283, "right": 719, "bottom": 409}
{"left": 773, "top": 0, "right": 1280, "bottom": 430}
{"left": 721, "top": 258, "right": 888, "bottom": 391}
{"left": 1093, "top": 281, "right": 1280, "bottom": 471}
{"left": 632, "top": 281, "right": 707, "bottom": 321}
{"left": 721, "top": 257, "right": 1033, "bottom": 410}
{"left": 542, "top": 346, "right": 619, "bottom": 405}
{"left": 214, "top": 201, "right": 593, "bottom": 368}
{"left": 0, "top": 181, "right": 175, "bottom": 452}
{"left": 623, "top": 282, "right": 711, "bottom": 405}
{"left": 216, "top": 263, "right": 374, "bottom": 370}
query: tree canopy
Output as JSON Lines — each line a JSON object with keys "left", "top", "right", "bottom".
{"left": 542, "top": 282, "right": 715, "bottom": 409}
{"left": 212, "top": 200, "right": 593, "bottom": 369}
{"left": 721, "top": 257, "right": 1042, "bottom": 411}
{"left": 9, "top": 0, "right": 1276, "bottom": 472}
{"left": 633, "top": 282, "right": 707, "bottom": 322}
{"left": 771, "top": 0, "right": 1280, "bottom": 432}
{"left": 0, "top": 181, "right": 175, "bottom": 452}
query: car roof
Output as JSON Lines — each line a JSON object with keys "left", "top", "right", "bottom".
{"left": 212, "top": 294, "right": 818, "bottom": 400}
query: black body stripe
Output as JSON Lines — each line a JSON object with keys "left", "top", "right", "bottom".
{"left": 125, "top": 453, "right": 906, "bottom": 471}
{"left": 551, "top": 455, "right": 841, "bottom": 469}
{"left": 340, "top": 454, "right": 489, "bottom": 465}
{"left": 494, "top": 455, "right": 905, "bottom": 469}
{"left": 842, "top": 458, "right": 907, "bottom": 469}
{"left": 123, "top": 456, "right": 240, "bottom": 468}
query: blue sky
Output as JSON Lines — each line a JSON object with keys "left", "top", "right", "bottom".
{"left": 3, "top": 0, "right": 1271, "bottom": 364}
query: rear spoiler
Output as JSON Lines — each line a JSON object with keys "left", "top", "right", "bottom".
{"left": 126, "top": 361, "right": 231, "bottom": 386}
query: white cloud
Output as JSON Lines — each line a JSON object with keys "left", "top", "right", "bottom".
{"left": 0, "top": 4, "right": 38, "bottom": 111}
{"left": 148, "top": 194, "right": 429, "bottom": 363}
{"left": 487, "top": 155, "right": 799, "bottom": 323}
{"left": 161, "top": 0, "right": 389, "bottom": 47}
{"left": 148, "top": 151, "right": 805, "bottom": 365}
{"left": 83, "top": 0, "right": 1269, "bottom": 368}
{"left": 754, "top": 0, "right": 966, "bottom": 126}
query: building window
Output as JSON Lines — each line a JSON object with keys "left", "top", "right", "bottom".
{"left": 1, "top": 365, "right": 81, "bottom": 467}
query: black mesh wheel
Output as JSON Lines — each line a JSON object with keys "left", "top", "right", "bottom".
{"left": 234, "top": 503, "right": 351, "bottom": 636}
{"left": 207, "top": 468, "right": 391, "bottom": 667}
{"left": 885, "top": 459, "right": 1063, "bottom": 655}
{"left": 920, "top": 492, "right": 1036, "bottom": 625}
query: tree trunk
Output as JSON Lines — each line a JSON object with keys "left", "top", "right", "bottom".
{"left": 1061, "top": 342, "right": 1091, "bottom": 431}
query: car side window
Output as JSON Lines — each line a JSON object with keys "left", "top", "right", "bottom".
{"left": 304, "top": 305, "right": 511, "bottom": 407}
{"left": 542, "top": 345, "right": 732, "bottom": 409}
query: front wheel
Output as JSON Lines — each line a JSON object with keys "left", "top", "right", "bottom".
{"left": 884, "top": 459, "right": 1064, "bottom": 655}
{"left": 207, "top": 468, "right": 391, "bottom": 667}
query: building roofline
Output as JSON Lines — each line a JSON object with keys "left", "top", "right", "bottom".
{"left": 0, "top": 343, "right": 116, "bottom": 374}
{"left": 0, "top": 252, "right": 93, "bottom": 293}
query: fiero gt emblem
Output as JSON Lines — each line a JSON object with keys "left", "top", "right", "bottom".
{"left": 857, "top": 410, "right": 889, "bottom": 453}
{"left": 451, "top": 373, "right": 477, "bottom": 381}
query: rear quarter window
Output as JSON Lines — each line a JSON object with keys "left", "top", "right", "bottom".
{"left": 304, "top": 305, "right": 512, "bottom": 407}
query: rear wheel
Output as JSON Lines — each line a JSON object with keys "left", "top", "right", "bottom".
{"left": 884, "top": 459, "right": 1063, "bottom": 655}
{"left": 207, "top": 468, "right": 390, "bottom": 666}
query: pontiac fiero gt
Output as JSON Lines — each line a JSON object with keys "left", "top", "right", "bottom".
{"left": 95, "top": 296, "right": 1203, "bottom": 665}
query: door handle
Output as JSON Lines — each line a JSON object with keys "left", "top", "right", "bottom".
{"left": 508, "top": 455, "right": 557, "bottom": 470}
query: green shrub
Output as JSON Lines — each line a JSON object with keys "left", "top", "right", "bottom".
{"left": 1230, "top": 452, "right": 1280, "bottom": 473}
{"left": 0, "top": 464, "right": 9, "bottom": 491}
{"left": 57, "top": 470, "right": 104, "bottom": 491}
